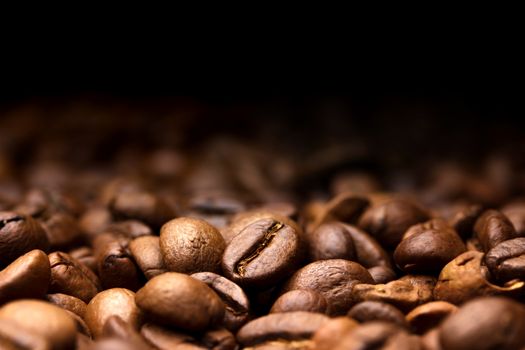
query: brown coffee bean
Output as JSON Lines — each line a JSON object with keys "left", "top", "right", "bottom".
{"left": 105, "top": 220, "right": 153, "bottom": 238}
{"left": 0, "top": 318, "right": 51, "bottom": 350}
{"left": 474, "top": 209, "right": 519, "bottom": 252}
{"left": 200, "top": 328, "right": 237, "bottom": 350}
{"left": 502, "top": 201, "right": 525, "bottom": 236}
{"left": 439, "top": 297, "right": 525, "bottom": 350}
{"left": 347, "top": 301, "right": 407, "bottom": 327}
{"left": 160, "top": 217, "right": 225, "bottom": 274}
{"left": 129, "top": 236, "right": 167, "bottom": 280}
{"left": 46, "top": 293, "right": 88, "bottom": 319}
{"left": 368, "top": 266, "right": 397, "bottom": 284}
{"left": 109, "top": 191, "right": 175, "bottom": 229}
{"left": 244, "top": 339, "right": 314, "bottom": 350}
{"left": 420, "top": 328, "right": 442, "bottom": 350}
{"left": 312, "top": 317, "right": 359, "bottom": 350}
{"left": 307, "top": 222, "right": 356, "bottom": 262}
{"left": 223, "top": 217, "right": 303, "bottom": 288}
{"left": 358, "top": 199, "right": 430, "bottom": 248}
{"left": 41, "top": 212, "right": 82, "bottom": 249}
{"left": 66, "top": 310, "right": 91, "bottom": 337}
{"left": 135, "top": 272, "right": 224, "bottom": 332}
{"left": 85, "top": 288, "right": 142, "bottom": 338}
{"left": 394, "top": 219, "right": 466, "bottom": 273}
{"left": 405, "top": 301, "right": 457, "bottom": 334}
{"left": 283, "top": 259, "right": 373, "bottom": 315}
{"left": 0, "top": 300, "right": 77, "bottom": 350}
{"left": 237, "top": 311, "right": 330, "bottom": 346}
{"left": 15, "top": 188, "right": 83, "bottom": 219}
{"left": 270, "top": 289, "right": 328, "bottom": 314}
{"left": 101, "top": 316, "right": 152, "bottom": 350}
{"left": 0, "top": 211, "right": 49, "bottom": 268}
{"left": 68, "top": 246, "right": 97, "bottom": 272}
{"left": 331, "top": 322, "right": 408, "bottom": 350}
{"left": 485, "top": 237, "right": 525, "bottom": 282}
{"left": 0, "top": 249, "right": 50, "bottom": 305}
{"left": 191, "top": 272, "right": 250, "bottom": 332}
{"left": 449, "top": 203, "right": 484, "bottom": 239}
{"left": 340, "top": 223, "right": 392, "bottom": 269}
{"left": 140, "top": 323, "right": 199, "bottom": 350}
{"left": 79, "top": 207, "right": 112, "bottom": 239}
{"left": 311, "top": 193, "right": 369, "bottom": 229}
{"left": 48, "top": 251, "right": 101, "bottom": 303}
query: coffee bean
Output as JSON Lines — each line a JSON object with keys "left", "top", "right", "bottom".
{"left": 41, "top": 212, "right": 83, "bottom": 250}
{"left": 420, "top": 328, "right": 441, "bottom": 350}
{"left": 310, "top": 193, "right": 369, "bottom": 229}
{"left": 283, "top": 259, "right": 373, "bottom": 315}
{"left": 79, "top": 207, "right": 113, "bottom": 238}
{"left": 0, "top": 318, "right": 51, "bottom": 350}
{"left": 160, "top": 217, "right": 225, "bottom": 274}
{"left": 105, "top": 220, "right": 153, "bottom": 239}
{"left": 347, "top": 301, "right": 407, "bottom": 327}
{"left": 307, "top": 222, "right": 356, "bottom": 262}
{"left": 405, "top": 301, "right": 457, "bottom": 334}
{"left": 339, "top": 223, "right": 392, "bottom": 269}
{"left": 101, "top": 315, "right": 152, "bottom": 350}
{"left": 0, "top": 249, "right": 50, "bottom": 305}
{"left": 244, "top": 340, "right": 314, "bottom": 350}
{"left": 68, "top": 246, "right": 97, "bottom": 272}
{"left": 46, "top": 293, "right": 87, "bottom": 319}
{"left": 330, "top": 321, "right": 409, "bottom": 350}
{"left": 85, "top": 288, "right": 142, "bottom": 338}
{"left": 485, "top": 237, "right": 525, "bottom": 283}
{"left": 200, "top": 328, "right": 237, "bottom": 350}
{"left": 502, "top": 201, "right": 525, "bottom": 236}
{"left": 237, "top": 311, "right": 330, "bottom": 346}
{"left": 312, "top": 317, "right": 359, "bottom": 350}
{"left": 439, "top": 297, "right": 525, "bottom": 350}
{"left": 270, "top": 289, "right": 328, "bottom": 314}
{"left": 129, "top": 235, "right": 167, "bottom": 280}
{"left": 140, "top": 323, "right": 198, "bottom": 350}
{"left": 0, "top": 299, "right": 77, "bottom": 350}
{"left": 449, "top": 203, "right": 484, "bottom": 239}
{"left": 191, "top": 271, "right": 250, "bottom": 331}
{"left": 222, "top": 211, "right": 298, "bottom": 244}
{"left": 135, "top": 272, "right": 224, "bottom": 332}
{"left": 222, "top": 217, "right": 303, "bottom": 288}
{"left": 474, "top": 209, "right": 519, "bottom": 252}
{"left": 0, "top": 211, "right": 49, "bottom": 268}
{"left": 367, "top": 266, "right": 397, "bottom": 284}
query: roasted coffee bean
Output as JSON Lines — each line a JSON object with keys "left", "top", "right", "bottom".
{"left": 135, "top": 272, "right": 224, "bottom": 332}
{"left": 106, "top": 220, "right": 152, "bottom": 238}
{"left": 0, "top": 318, "right": 51, "bottom": 350}
{"left": 310, "top": 192, "right": 369, "bottom": 229}
{"left": 347, "top": 301, "right": 407, "bottom": 327}
{"left": 420, "top": 328, "right": 441, "bottom": 350}
{"left": 0, "top": 212, "right": 49, "bottom": 268}
{"left": 48, "top": 251, "right": 101, "bottom": 303}
{"left": 368, "top": 266, "right": 397, "bottom": 284}
{"left": 474, "top": 209, "right": 519, "bottom": 252}
{"left": 312, "top": 317, "right": 359, "bottom": 350}
{"left": 439, "top": 297, "right": 525, "bottom": 350}
{"left": 244, "top": 339, "right": 314, "bottom": 350}
{"left": 129, "top": 235, "right": 167, "bottom": 280}
{"left": 307, "top": 222, "right": 356, "bottom": 261}
{"left": 85, "top": 288, "right": 142, "bottom": 338}
{"left": 340, "top": 223, "right": 392, "bottom": 269}
{"left": 201, "top": 328, "right": 237, "bottom": 350}
{"left": 41, "top": 212, "right": 83, "bottom": 250}
{"left": 101, "top": 316, "right": 152, "bottom": 350}
{"left": 109, "top": 191, "right": 175, "bottom": 229}
{"left": 449, "top": 203, "right": 484, "bottom": 239}
{"left": 78, "top": 207, "right": 112, "bottom": 239}
{"left": 0, "top": 299, "right": 77, "bottom": 350}
{"left": 358, "top": 199, "right": 430, "bottom": 248}
{"left": 0, "top": 249, "right": 50, "bottom": 305}
{"left": 270, "top": 289, "right": 328, "bottom": 314}
{"left": 47, "top": 293, "right": 88, "bottom": 319}
{"left": 283, "top": 259, "right": 373, "bottom": 315}
{"left": 434, "top": 251, "right": 524, "bottom": 304}
{"left": 394, "top": 219, "right": 466, "bottom": 273}
{"left": 330, "top": 321, "right": 408, "bottom": 350}
{"left": 140, "top": 323, "right": 199, "bottom": 350}
{"left": 66, "top": 310, "right": 91, "bottom": 337}
{"left": 68, "top": 246, "right": 97, "bottom": 272}
{"left": 502, "top": 201, "right": 525, "bottom": 236}
{"left": 191, "top": 272, "right": 250, "bottom": 331}
{"left": 405, "top": 301, "right": 457, "bottom": 334}
{"left": 485, "top": 237, "right": 525, "bottom": 282}
{"left": 16, "top": 188, "right": 83, "bottom": 219}
{"left": 160, "top": 217, "right": 225, "bottom": 274}
{"left": 237, "top": 311, "right": 330, "bottom": 346}
{"left": 222, "top": 217, "right": 303, "bottom": 288}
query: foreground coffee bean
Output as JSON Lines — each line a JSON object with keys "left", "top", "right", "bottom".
{"left": 283, "top": 259, "right": 373, "bottom": 315}
{"left": 329, "top": 321, "right": 411, "bottom": 350}
{"left": 244, "top": 339, "right": 314, "bottom": 350}
{"left": 270, "top": 289, "right": 328, "bottom": 314}
{"left": 0, "top": 212, "right": 49, "bottom": 268}
{"left": 339, "top": 223, "right": 392, "bottom": 269}
{"left": 484, "top": 237, "right": 525, "bottom": 282}
{"left": 347, "top": 301, "right": 407, "bottom": 327}
{"left": 101, "top": 316, "right": 152, "bottom": 350}
{"left": 0, "top": 318, "right": 51, "bottom": 350}
{"left": 0, "top": 249, "right": 50, "bottom": 305}
{"left": 46, "top": 293, "right": 87, "bottom": 318}
{"left": 41, "top": 212, "right": 83, "bottom": 250}
{"left": 449, "top": 203, "right": 484, "bottom": 239}
{"left": 223, "top": 217, "right": 303, "bottom": 288}
{"left": 0, "top": 299, "right": 77, "bottom": 350}
{"left": 405, "top": 301, "right": 457, "bottom": 334}
{"left": 474, "top": 209, "right": 519, "bottom": 251}
{"left": 160, "top": 217, "right": 225, "bottom": 274}
{"left": 135, "top": 272, "right": 224, "bottom": 331}
{"left": 129, "top": 235, "right": 167, "bottom": 280}
{"left": 307, "top": 222, "right": 356, "bottom": 261}
{"left": 439, "top": 297, "right": 525, "bottom": 350}
{"left": 312, "top": 317, "right": 359, "bottom": 350}
{"left": 237, "top": 311, "right": 329, "bottom": 346}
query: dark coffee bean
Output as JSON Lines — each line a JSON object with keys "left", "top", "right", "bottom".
{"left": 66, "top": 310, "right": 92, "bottom": 337}
{"left": 68, "top": 246, "right": 97, "bottom": 272}
{"left": 502, "top": 201, "right": 525, "bottom": 236}
{"left": 85, "top": 288, "right": 142, "bottom": 338}
{"left": 347, "top": 301, "right": 407, "bottom": 327}
{"left": 0, "top": 249, "right": 50, "bottom": 305}
{"left": 41, "top": 212, "right": 83, "bottom": 250}
{"left": 135, "top": 272, "right": 224, "bottom": 332}
{"left": 405, "top": 301, "right": 457, "bottom": 334}
{"left": 109, "top": 191, "right": 175, "bottom": 229}
{"left": 474, "top": 209, "right": 519, "bottom": 252}
{"left": 340, "top": 223, "right": 392, "bottom": 269}
{"left": 15, "top": 188, "right": 83, "bottom": 219}
{"left": 79, "top": 207, "right": 112, "bottom": 239}
{"left": 439, "top": 297, "right": 525, "bottom": 350}
{"left": 0, "top": 300, "right": 77, "bottom": 350}
{"left": 368, "top": 266, "right": 397, "bottom": 284}
{"left": 246, "top": 339, "right": 314, "bottom": 350}
{"left": 129, "top": 236, "right": 167, "bottom": 280}
{"left": 270, "top": 289, "right": 328, "bottom": 314}
{"left": 310, "top": 193, "right": 369, "bottom": 229}
{"left": 222, "top": 217, "right": 303, "bottom": 288}
{"left": 312, "top": 317, "right": 359, "bottom": 350}
{"left": 140, "top": 323, "right": 199, "bottom": 350}
{"left": 393, "top": 219, "right": 466, "bottom": 273}
{"left": 449, "top": 203, "right": 484, "bottom": 239}
{"left": 257, "top": 202, "right": 298, "bottom": 220}
{"left": 106, "top": 220, "right": 153, "bottom": 238}
{"left": 0, "top": 211, "right": 49, "bottom": 268}
{"left": 191, "top": 272, "right": 250, "bottom": 332}
{"left": 237, "top": 311, "right": 330, "bottom": 346}
{"left": 331, "top": 321, "right": 408, "bottom": 350}
{"left": 160, "top": 217, "right": 225, "bottom": 274}
{"left": 358, "top": 199, "right": 430, "bottom": 248}
{"left": 46, "top": 293, "right": 88, "bottom": 319}
{"left": 485, "top": 237, "right": 525, "bottom": 282}
{"left": 0, "top": 318, "right": 51, "bottom": 350}
{"left": 420, "top": 328, "right": 441, "bottom": 350}
{"left": 200, "top": 328, "right": 237, "bottom": 350}
{"left": 48, "top": 251, "right": 101, "bottom": 303}
{"left": 307, "top": 222, "right": 356, "bottom": 262}
{"left": 101, "top": 316, "right": 152, "bottom": 350}
{"left": 283, "top": 259, "right": 373, "bottom": 315}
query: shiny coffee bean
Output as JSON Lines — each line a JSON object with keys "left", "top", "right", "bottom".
{"left": 449, "top": 203, "right": 484, "bottom": 239}
{"left": 405, "top": 301, "right": 457, "bottom": 334}
{"left": 135, "top": 272, "right": 224, "bottom": 332}
{"left": 101, "top": 316, "right": 152, "bottom": 350}
{"left": 160, "top": 217, "right": 225, "bottom": 274}
{"left": 0, "top": 318, "right": 51, "bottom": 350}
{"left": 307, "top": 222, "right": 356, "bottom": 261}
{"left": 502, "top": 201, "right": 525, "bottom": 236}
{"left": 283, "top": 259, "right": 373, "bottom": 315}
{"left": 129, "top": 235, "right": 167, "bottom": 280}
{"left": 474, "top": 209, "right": 519, "bottom": 252}
{"left": 109, "top": 191, "right": 175, "bottom": 229}
{"left": 41, "top": 212, "right": 82, "bottom": 250}
{"left": 46, "top": 293, "right": 88, "bottom": 319}
{"left": 312, "top": 317, "right": 359, "bottom": 350}
{"left": 340, "top": 223, "right": 392, "bottom": 269}
{"left": 485, "top": 237, "right": 525, "bottom": 283}
{"left": 270, "top": 289, "right": 328, "bottom": 314}
{"left": 223, "top": 217, "right": 303, "bottom": 288}
{"left": 368, "top": 266, "right": 397, "bottom": 284}
{"left": 347, "top": 301, "right": 407, "bottom": 327}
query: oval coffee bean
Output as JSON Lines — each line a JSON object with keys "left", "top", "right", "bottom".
{"left": 96, "top": 236, "right": 141, "bottom": 291}
{"left": 474, "top": 209, "right": 519, "bottom": 252}
{"left": 141, "top": 323, "right": 198, "bottom": 350}
{"left": 311, "top": 192, "right": 369, "bottom": 228}
{"left": 307, "top": 222, "right": 356, "bottom": 262}
{"left": 0, "top": 318, "right": 51, "bottom": 350}
{"left": 0, "top": 249, "right": 50, "bottom": 305}
{"left": 101, "top": 315, "right": 152, "bottom": 349}
{"left": 109, "top": 191, "right": 175, "bottom": 229}
{"left": 502, "top": 201, "right": 525, "bottom": 236}
{"left": 222, "top": 217, "right": 303, "bottom": 288}
{"left": 331, "top": 321, "right": 407, "bottom": 350}
{"left": 191, "top": 272, "right": 250, "bottom": 332}
{"left": 484, "top": 237, "right": 525, "bottom": 283}
{"left": 340, "top": 224, "right": 392, "bottom": 269}
{"left": 129, "top": 235, "right": 167, "bottom": 280}
{"left": 270, "top": 289, "right": 328, "bottom": 314}
{"left": 312, "top": 317, "right": 359, "bottom": 350}
{"left": 135, "top": 272, "right": 224, "bottom": 332}
{"left": 405, "top": 301, "right": 457, "bottom": 334}
{"left": 367, "top": 266, "right": 397, "bottom": 284}
{"left": 237, "top": 311, "right": 330, "bottom": 346}
{"left": 449, "top": 203, "right": 484, "bottom": 239}
{"left": 283, "top": 259, "right": 373, "bottom": 315}
{"left": 41, "top": 212, "right": 82, "bottom": 250}
{"left": 347, "top": 301, "right": 407, "bottom": 327}
{"left": 160, "top": 217, "right": 225, "bottom": 274}
{"left": 46, "top": 293, "right": 88, "bottom": 318}
{"left": 85, "top": 288, "right": 142, "bottom": 338}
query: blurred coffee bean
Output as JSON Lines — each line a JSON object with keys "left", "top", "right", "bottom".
{"left": 106, "top": 220, "right": 152, "bottom": 238}
{"left": 312, "top": 317, "right": 359, "bottom": 350}
{"left": 0, "top": 318, "right": 51, "bottom": 350}
{"left": 0, "top": 249, "right": 50, "bottom": 305}
{"left": 0, "top": 212, "right": 50, "bottom": 268}
{"left": 485, "top": 237, "right": 525, "bottom": 283}
{"left": 41, "top": 212, "right": 83, "bottom": 249}
{"left": 135, "top": 272, "right": 224, "bottom": 332}
{"left": 79, "top": 207, "right": 112, "bottom": 239}
{"left": 474, "top": 209, "right": 519, "bottom": 252}
{"left": 244, "top": 340, "right": 314, "bottom": 350}
{"left": 101, "top": 316, "right": 152, "bottom": 350}
{"left": 15, "top": 188, "right": 84, "bottom": 219}
{"left": 47, "top": 293, "right": 87, "bottom": 318}
{"left": 200, "top": 328, "right": 237, "bottom": 350}
{"left": 340, "top": 223, "right": 392, "bottom": 269}
{"left": 502, "top": 200, "right": 525, "bottom": 236}
{"left": 270, "top": 289, "right": 328, "bottom": 314}
{"left": 405, "top": 301, "right": 457, "bottom": 334}
{"left": 307, "top": 222, "right": 356, "bottom": 262}
{"left": 330, "top": 172, "right": 381, "bottom": 195}
{"left": 420, "top": 328, "right": 441, "bottom": 350}
{"left": 368, "top": 266, "right": 397, "bottom": 284}
{"left": 223, "top": 217, "right": 303, "bottom": 288}
{"left": 310, "top": 193, "right": 369, "bottom": 229}
{"left": 283, "top": 259, "right": 373, "bottom": 315}
{"left": 330, "top": 322, "right": 409, "bottom": 350}
{"left": 109, "top": 191, "right": 175, "bottom": 229}
{"left": 347, "top": 301, "right": 407, "bottom": 327}
{"left": 68, "top": 246, "right": 97, "bottom": 272}
{"left": 140, "top": 323, "right": 199, "bottom": 350}
{"left": 129, "top": 236, "right": 167, "bottom": 280}
{"left": 449, "top": 203, "right": 484, "bottom": 239}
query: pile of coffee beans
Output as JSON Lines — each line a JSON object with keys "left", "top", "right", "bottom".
{"left": 3, "top": 101, "right": 525, "bottom": 349}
